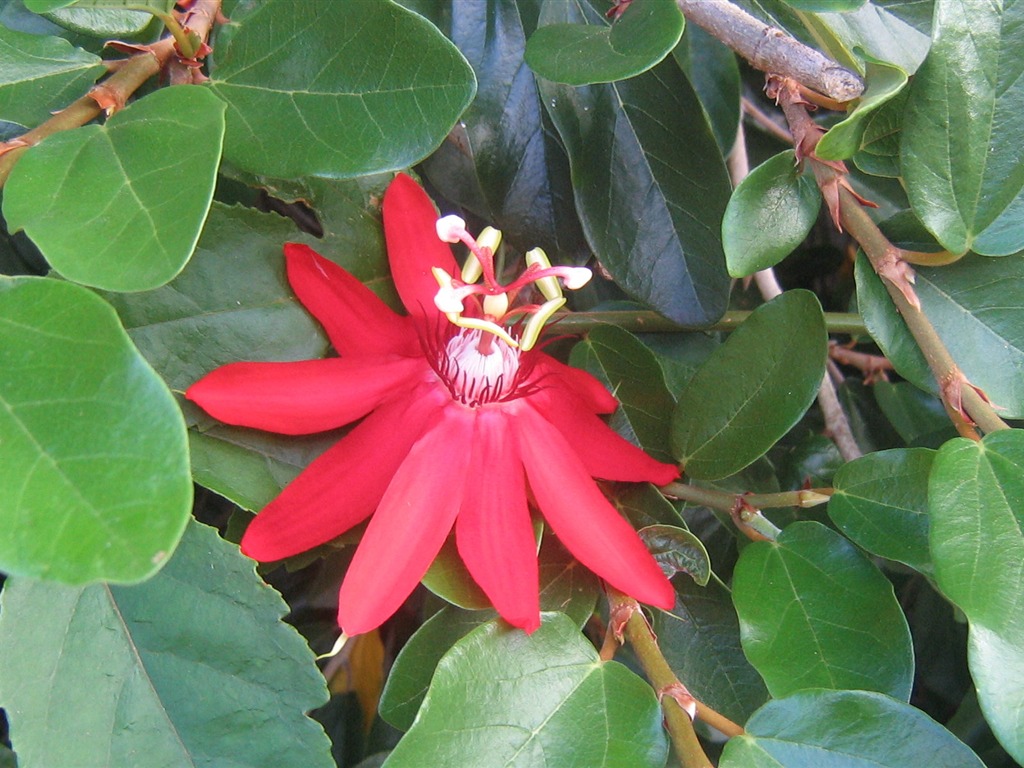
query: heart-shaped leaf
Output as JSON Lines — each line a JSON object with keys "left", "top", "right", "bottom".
{"left": 672, "top": 290, "right": 827, "bottom": 480}
{"left": 733, "top": 521, "right": 914, "bottom": 700}
{"left": 526, "top": 0, "right": 683, "bottom": 85}
{"left": 720, "top": 689, "right": 984, "bottom": 767}
{"left": 901, "top": 0, "right": 1024, "bottom": 255}
{"left": 0, "top": 24, "right": 104, "bottom": 127}
{"left": 208, "top": 0, "right": 476, "bottom": 179}
{"left": 929, "top": 431, "right": 1024, "bottom": 763}
{"left": 3, "top": 85, "right": 225, "bottom": 292}
{"left": 723, "top": 150, "right": 821, "bottom": 278}
{"left": 829, "top": 448, "right": 934, "bottom": 573}
{"left": 0, "top": 276, "right": 191, "bottom": 584}
{"left": 537, "top": 0, "right": 731, "bottom": 326}
{"left": 382, "top": 612, "right": 667, "bottom": 767}
{"left": 0, "top": 520, "right": 333, "bottom": 767}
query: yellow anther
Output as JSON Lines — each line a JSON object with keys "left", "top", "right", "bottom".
{"left": 525, "top": 248, "right": 562, "bottom": 301}
{"left": 453, "top": 315, "right": 520, "bottom": 348}
{"left": 519, "top": 296, "right": 565, "bottom": 351}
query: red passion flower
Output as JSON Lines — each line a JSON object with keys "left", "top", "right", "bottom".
{"left": 187, "top": 173, "right": 677, "bottom": 636}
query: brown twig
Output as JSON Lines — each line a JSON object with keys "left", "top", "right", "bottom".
{"left": 677, "top": 0, "right": 863, "bottom": 102}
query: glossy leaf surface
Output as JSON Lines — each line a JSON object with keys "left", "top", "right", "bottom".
{"left": 383, "top": 613, "right": 667, "bottom": 767}
{"left": 3, "top": 86, "right": 225, "bottom": 291}
{"left": 538, "top": 0, "right": 731, "bottom": 326}
{"left": 829, "top": 447, "right": 934, "bottom": 573}
{"left": 733, "top": 521, "right": 914, "bottom": 700}
{"left": 816, "top": 58, "right": 907, "bottom": 161}
{"left": 672, "top": 290, "right": 827, "bottom": 479}
{"left": 0, "top": 521, "right": 334, "bottom": 768}
{"left": 723, "top": 150, "right": 821, "bottom": 278}
{"left": 929, "top": 431, "right": 1024, "bottom": 763}
{"left": 720, "top": 689, "right": 984, "bottom": 767}
{"left": 901, "top": 0, "right": 1024, "bottom": 255}
{"left": 209, "top": 0, "right": 476, "bottom": 179}
{"left": 0, "top": 277, "right": 191, "bottom": 584}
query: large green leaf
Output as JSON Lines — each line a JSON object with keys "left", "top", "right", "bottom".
{"left": 733, "top": 521, "right": 914, "bottom": 700}
{"left": 672, "top": 24, "right": 741, "bottom": 155}
{"left": 0, "top": 520, "right": 333, "bottom": 767}
{"left": 671, "top": 290, "right": 827, "bottom": 480}
{"left": 3, "top": 86, "right": 225, "bottom": 292}
{"left": 208, "top": 0, "right": 476, "bottom": 179}
{"left": 856, "top": 252, "right": 1024, "bottom": 418}
{"left": 570, "top": 324, "right": 676, "bottom": 462}
{"left": 537, "top": 0, "right": 731, "bottom": 326}
{"left": 829, "top": 447, "right": 934, "bottom": 573}
{"left": 382, "top": 613, "right": 667, "bottom": 767}
{"left": 0, "top": 276, "right": 191, "bottom": 584}
{"left": 652, "top": 577, "right": 769, "bottom": 724}
{"left": 720, "top": 689, "right": 984, "bottom": 767}
{"left": 0, "top": 24, "right": 103, "bottom": 127}
{"left": 929, "top": 431, "right": 1024, "bottom": 763}
{"left": 901, "top": 0, "right": 1024, "bottom": 255}
{"left": 723, "top": 150, "right": 821, "bottom": 278}
{"left": 420, "top": 0, "right": 588, "bottom": 259}
{"left": 525, "top": 0, "right": 683, "bottom": 85}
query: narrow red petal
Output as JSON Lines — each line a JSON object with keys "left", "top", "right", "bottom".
{"left": 337, "top": 405, "right": 475, "bottom": 635}
{"left": 456, "top": 409, "right": 540, "bottom": 633}
{"left": 513, "top": 406, "right": 675, "bottom": 610}
{"left": 383, "top": 173, "right": 458, "bottom": 320}
{"left": 528, "top": 389, "right": 679, "bottom": 486}
{"left": 186, "top": 355, "right": 426, "bottom": 435}
{"left": 240, "top": 387, "right": 445, "bottom": 562}
{"left": 284, "top": 243, "right": 413, "bottom": 356}
{"left": 530, "top": 354, "right": 618, "bottom": 414}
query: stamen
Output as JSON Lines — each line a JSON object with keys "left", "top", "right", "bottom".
{"left": 520, "top": 297, "right": 566, "bottom": 351}
{"left": 436, "top": 215, "right": 467, "bottom": 243}
{"left": 525, "top": 248, "right": 563, "bottom": 301}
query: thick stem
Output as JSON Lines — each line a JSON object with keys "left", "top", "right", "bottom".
{"left": 552, "top": 310, "right": 867, "bottom": 336}
{"left": 676, "top": 0, "right": 863, "bottom": 102}
{"left": 662, "top": 482, "right": 831, "bottom": 512}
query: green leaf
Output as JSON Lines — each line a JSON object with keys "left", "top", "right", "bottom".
{"left": 829, "top": 448, "right": 934, "bottom": 573}
{"left": 672, "top": 24, "right": 741, "bottom": 156}
{"left": 901, "top": 0, "right": 1024, "bottom": 255}
{"left": 720, "top": 689, "right": 985, "bottom": 768}
{"left": 857, "top": 252, "right": 1024, "bottom": 418}
{"left": 525, "top": 0, "right": 683, "bottom": 85}
{"left": 40, "top": 3, "right": 158, "bottom": 37}
{"left": 382, "top": 613, "right": 668, "bottom": 767}
{"left": 653, "top": 577, "right": 769, "bottom": 724}
{"left": 852, "top": 86, "right": 908, "bottom": 178}
{"left": 873, "top": 380, "right": 949, "bottom": 446}
{"left": 0, "top": 521, "right": 333, "bottom": 767}
{"left": 208, "top": 0, "right": 476, "bottom": 179}
{"left": 929, "top": 431, "right": 1024, "bottom": 762}
{"left": 569, "top": 324, "right": 676, "bottom": 462}
{"left": 733, "top": 521, "right": 914, "bottom": 700}
{"left": 638, "top": 524, "right": 711, "bottom": 585}
{"left": 25, "top": 0, "right": 174, "bottom": 12}
{"left": 671, "top": 290, "right": 827, "bottom": 480}
{"left": 0, "top": 276, "right": 191, "bottom": 584}
{"left": 817, "top": 59, "right": 908, "bottom": 161}
{"left": 537, "top": 0, "right": 731, "bottom": 326}
{"left": 723, "top": 150, "right": 821, "bottom": 278}
{"left": 3, "top": 86, "right": 225, "bottom": 292}
{"left": 0, "top": 25, "right": 104, "bottom": 127}
{"left": 420, "top": 0, "right": 587, "bottom": 260}
{"left": 382, "top": 536, "right": 599, "bottom": 732}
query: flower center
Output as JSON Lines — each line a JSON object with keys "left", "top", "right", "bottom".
{"left": 431, "top": 215, "right": 592, "bottom": 353}
{"left": 437, "top": 328, "right": 521, "bottom": 407}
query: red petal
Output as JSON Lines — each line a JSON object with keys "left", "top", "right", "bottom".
{"left": 528, "top": 389, "right": 678, "bottom": 486}
{"left": 383, "top": 173, "right": 458, "bottom": 320}
{"left": 337, "top": 405, "right": 475, "bottom": 635}
{"left": 240, "top": 387, "right": 444, "bottom": 561}
{"left": 456, "top": 409, "right": 540, "bottom": 633}
{"left": 284, "top": 243, "right": 414, "bottom": 356}
{"left": 530, "top": 354, "right": 618, "bottom": 414}
{"left": 186, "top": 355, "right": 426, "bottom": 435}
{"left": 513, "top": 405, "right": 675, "bottom": 610}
